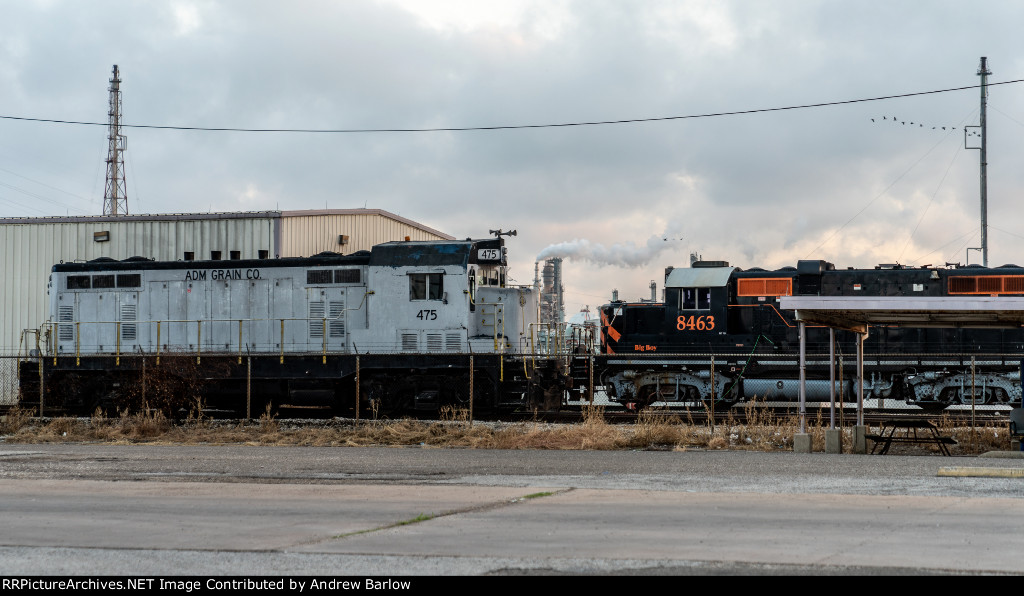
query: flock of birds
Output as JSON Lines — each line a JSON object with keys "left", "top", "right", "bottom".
{"left": 872, "top": 115, "right": 980, "bottom": 135}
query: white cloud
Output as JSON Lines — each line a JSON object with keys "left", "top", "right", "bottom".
{"left": 171, "top": 1, "right": 203, "bottom": 36}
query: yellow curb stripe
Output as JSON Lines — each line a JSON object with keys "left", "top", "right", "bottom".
{"left": 938, "top": 467, "right": 1024, "bottom": 478}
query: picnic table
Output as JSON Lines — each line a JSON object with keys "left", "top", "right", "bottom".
{"left": 866, "top": 418, "right": 956, "bottom": 456}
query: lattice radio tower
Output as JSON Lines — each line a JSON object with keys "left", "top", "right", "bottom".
{"left": 102, "top": 64, "right": 128, "bottom": 216}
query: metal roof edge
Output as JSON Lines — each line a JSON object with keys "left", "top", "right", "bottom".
{"left": 0, "top": 211, "right": 282, "bottom": 225}
{"left": 279, "top": 208, "right": 455, "bottom": 240}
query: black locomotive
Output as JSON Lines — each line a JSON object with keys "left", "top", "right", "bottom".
{"left": 586, "top": 259, "right": 1024, "bottom": 411}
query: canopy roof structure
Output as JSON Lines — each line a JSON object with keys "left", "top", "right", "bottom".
{"left": 779, "top": 296, "right": 1024, "bottom": 334}
{"left": 777, "top": 295, "right": 1024, "bottom": 444}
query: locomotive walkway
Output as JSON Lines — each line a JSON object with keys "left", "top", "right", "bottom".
{"left": 1, "top": 444, "right": 1024, "bottom": 576}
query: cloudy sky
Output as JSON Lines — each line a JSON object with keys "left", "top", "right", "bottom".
{"left": 3, "top": 0, "right": 1024, "bottom": 315}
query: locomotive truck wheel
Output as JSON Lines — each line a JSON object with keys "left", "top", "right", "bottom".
{"left": 631, "top": 387, "right": 656, "bottom": 411}
{"left": 704, "top": 386, "right": 739, "bottom": 411}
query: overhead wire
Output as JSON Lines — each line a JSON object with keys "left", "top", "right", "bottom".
{"left": 910, "top": 228, "right": 976, "bottom": 265}
{"left": 1, "top": 80, "right": 1022, "bottom": 133}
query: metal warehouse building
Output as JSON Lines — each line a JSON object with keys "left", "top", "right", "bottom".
{"left": 0, "top": 208, "right": 452, "bottom": 403}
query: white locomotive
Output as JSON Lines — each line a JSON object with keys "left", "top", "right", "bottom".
{"left": 25, "top": 235, "right": 557, "bottom": 415}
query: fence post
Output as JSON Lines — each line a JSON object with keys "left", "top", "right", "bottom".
{"left": 589, "top": 354, "right": 594, "bottom": 404}
{"left": 355, "top": 355, "right": 360, "bottom": 421}
{"left": 469, "top": 355, "right": 474, "bottom": 426}
{"left": 829, "top": 328, "right": 835, "bottom": 429}
{"left": 971, "top": 356, "right": 976, "bottom": 451}
{"left": 710, "top": 354, "right": 716, "bottom": 434}
{"left": 38, "top": 351, "right": 44, "bottom": 417}
{"left": 798, "top": 322, "right": 806, "bottom": 435}
{"left": 246, "top": 355, "right": 252, "bottom": 421}
{"left": 838, "top": 356, "right": 844, "bottom": 428}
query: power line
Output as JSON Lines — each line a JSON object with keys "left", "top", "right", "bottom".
{"left": 2, "top": 80, "right": 1023, "bottom": 134}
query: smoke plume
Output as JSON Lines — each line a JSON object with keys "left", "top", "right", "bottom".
{"left": 536, "top": 233, "right": 682, "bottom": 267}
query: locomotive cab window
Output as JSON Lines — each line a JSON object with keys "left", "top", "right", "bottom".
{"left": 477, "top": 266, "right": 501, "bottom": 286}
{"left": 681, "top": 287, "right": 711, "bottom": 310}
{"left": 409, "top": 273, "right": 444, "bottom": 300}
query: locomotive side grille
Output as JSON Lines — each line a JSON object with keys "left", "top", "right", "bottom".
{"left": 334, "top": 269, "right": 360, "bottom": 284}
{"left": 116, "top": 274, "right": 141, "bottom": 288}
{"left": 67, "top": 276, "right": 90, "bottom": 289}
{"left": 765, "top": 279, "right": 793, "bottom": 296}
{"left": 309, "top": 301, "right": 325, "bottom": 338}
{"left": 445, "top": 332, "right": 462, "bottom": 351}
{"left": 948, "top": 277, "right": 976, "bottom": 293}
{"left": 737, "top": 279, "right": 763, "bottom": 296}
{"left": 949, "top": 275, "right": 1024, "bottom": 294}
{"left": 978, "top": 277, "right": 1002, "bottom": 293}
{"left": 92, "top": 275, "right": 115, "bottom": 289}
{"left": 401, "top": 333, "right": 418, "bottom": 351}
{"left": 120, "top": 304, "right": 137, "bottom": 342}
{"left": 426, "top": 333, "right": 443, "bottom": 351}
{"left": 328, "top": 301, "right": 345, "bottom": 338}
{"left": 1005, "top": 277, "right": 1024, "bottom": 293}
{"left": 737, "top": 278, "right": 792, "bottom": 297}
{"left": 58, "top": 305, "right": 74, "bottom": 342}
{"left": 306, "top": 270, "right": 332, "bottom": 285}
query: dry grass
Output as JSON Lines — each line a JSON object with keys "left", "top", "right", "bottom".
{"left": 0, "top": 400, "right": 1013, "bottom": 454}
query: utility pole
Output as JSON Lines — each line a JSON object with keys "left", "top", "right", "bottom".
{"left": 966, "top": 57, "right": 991, "bottom": 266}
{"left": 102, "top": 65, "right": 128, "bottom": 216}
{"left": 978, "top": 57, "right": 990, "bottom": 267}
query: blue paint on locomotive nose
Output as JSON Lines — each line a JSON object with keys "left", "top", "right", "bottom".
{"left": 369, "top": 241, "right": 473, "bottom": 267}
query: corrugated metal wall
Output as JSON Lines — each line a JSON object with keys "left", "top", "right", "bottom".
{"left": 278, "top": 210, "right": 452, "bottom": 257}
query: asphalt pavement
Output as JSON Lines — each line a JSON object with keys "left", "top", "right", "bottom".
{"left": 1, "top": 444, "right": 1024, "bottom": 576}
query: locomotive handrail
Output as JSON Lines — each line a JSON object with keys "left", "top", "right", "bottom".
{"left": 47, "top": 289, "right": 380, "bottom": 363}
{"left": 47, "top": 315, "right": 359, "bottom": 364}
{"left": 526, "top": 322, "right": 565, "bottom": 378}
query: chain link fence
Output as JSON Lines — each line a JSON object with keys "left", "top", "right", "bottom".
{"left": 6, "top": 349, "right": 1021, "bottom": 423}
{"left": 584, "top": 351, "right": 1023, "bottom": 412}
{"left": 0, "top": 355, "right": 21, "bottom": 407}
